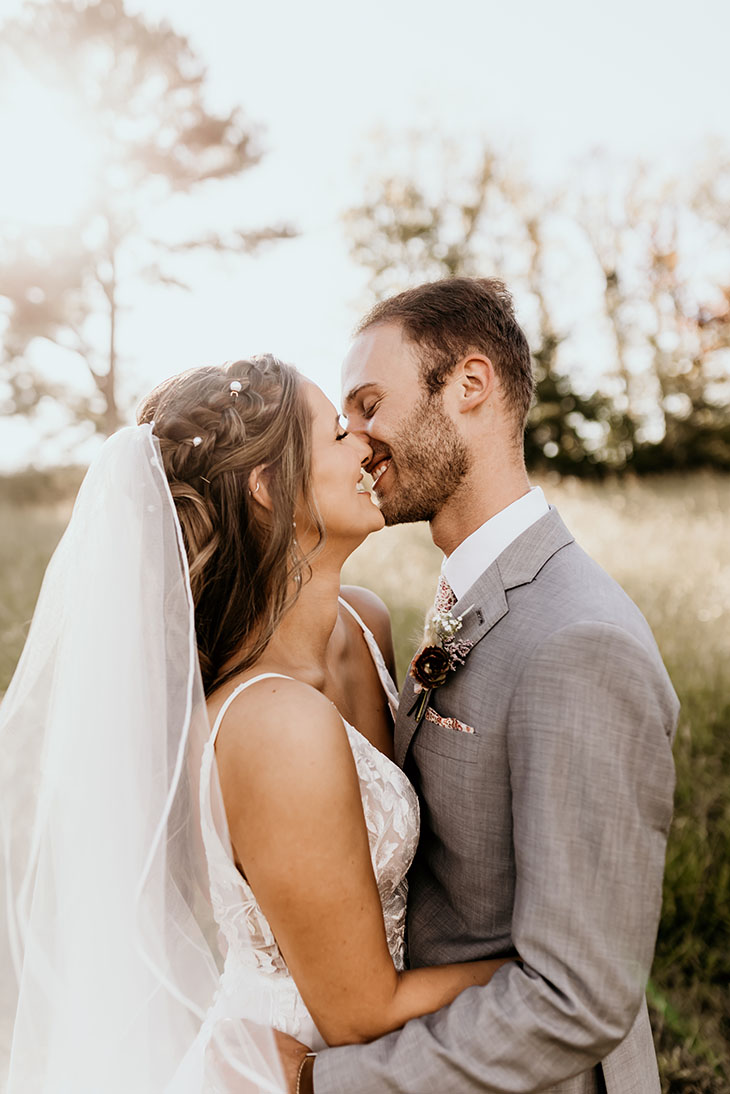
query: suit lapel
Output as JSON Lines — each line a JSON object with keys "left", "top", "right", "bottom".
{"left": 394, "top": 507, "right": 574, "bottom": 768}
{"left": 395, "top": 566, "right": 506, "bottom": 767}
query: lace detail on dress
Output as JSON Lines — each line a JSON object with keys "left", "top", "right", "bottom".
{"left": 340, "top": 720, "right": 417, "bottom": 970}
{"left": 198, "top": 609, "right": 420, "bottom": 1045}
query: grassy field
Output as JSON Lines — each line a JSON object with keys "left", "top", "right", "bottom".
{"left": 1, "top": 469, "right": 729, "bottom": 1090}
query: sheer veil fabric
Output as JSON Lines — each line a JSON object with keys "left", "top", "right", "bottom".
{"left": 0, "top": 425, "right": 284, "bottom": 1093}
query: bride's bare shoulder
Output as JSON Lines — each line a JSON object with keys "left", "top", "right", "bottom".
{"left": 212, "top": 677, "right": 362, "bottom": 847}
{"left": 212, "top": 676, "right": 351, "bottom": 778}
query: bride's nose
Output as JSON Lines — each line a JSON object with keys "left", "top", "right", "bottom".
{"left": 355, "top": 435, "right": 373, "bottom": 465}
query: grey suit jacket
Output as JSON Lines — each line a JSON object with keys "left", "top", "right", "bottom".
{"left": 316, "top": 508, "right": 678, "bottom": 1093}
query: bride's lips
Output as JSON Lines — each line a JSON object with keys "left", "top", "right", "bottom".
{"left": 356, "top": 471, "right": 371, "bottom": 494}
{"left": 356, "top": 469, "right": 382, "bottom": 504}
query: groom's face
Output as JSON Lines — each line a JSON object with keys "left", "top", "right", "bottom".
{"left": 341, "top": 322, "right": 470, "bottom": 525}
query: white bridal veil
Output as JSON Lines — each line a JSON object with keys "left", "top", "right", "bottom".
{"left": 0, "top": 425, "right": 284, "bottom": 1093}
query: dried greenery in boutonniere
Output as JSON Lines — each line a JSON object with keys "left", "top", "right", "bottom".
{"left": 407, "top": 604, "right": 474, "bottom": 726}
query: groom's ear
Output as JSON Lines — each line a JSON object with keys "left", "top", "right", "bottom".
{"left": 453, "top": 354, "right": 495, "bottom": 414}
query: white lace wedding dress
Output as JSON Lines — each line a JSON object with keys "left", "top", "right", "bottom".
{"left": 191, "top": 598, "right": 420, "bottom": 1069}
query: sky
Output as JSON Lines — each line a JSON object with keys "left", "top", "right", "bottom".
{"left": 1, "top": 0, "right": 730, "bottom": 467}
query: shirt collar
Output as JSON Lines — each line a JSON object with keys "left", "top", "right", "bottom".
{"left": 442, "top": 486, "right": 550, "bottom": 601}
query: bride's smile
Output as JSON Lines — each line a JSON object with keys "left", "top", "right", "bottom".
{"left": 299, "top": 380, "right": 385, "bottom": 550}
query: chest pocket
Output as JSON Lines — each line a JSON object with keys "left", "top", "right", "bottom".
{"left": 414, "top": 708, "right": 482, "bottom": 763}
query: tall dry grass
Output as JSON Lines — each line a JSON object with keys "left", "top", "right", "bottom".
{"left": 1, "top": 470, "right": 728, "bottom": 1089}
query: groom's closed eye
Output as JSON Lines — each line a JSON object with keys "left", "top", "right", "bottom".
{"left": 342, "top": 383, "right": 381, "bottom": 419}
{"left": 362, "top": 398, "right": 382, "bottom": 420}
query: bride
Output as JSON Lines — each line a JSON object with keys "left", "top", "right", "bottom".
{"left": 1, "top": 355, "right": 508, "bottom": 1093}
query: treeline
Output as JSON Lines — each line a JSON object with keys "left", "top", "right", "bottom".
{"left": 345, "top": 140, "right": 730, "bottom": 475}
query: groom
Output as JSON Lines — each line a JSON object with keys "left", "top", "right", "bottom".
{"left": 284, "top": 277, "right": 678, "bottom": 1092}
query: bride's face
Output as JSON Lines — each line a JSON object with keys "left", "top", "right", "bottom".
{"left": 300, "top": 380, "right": 385, "bottom": 545}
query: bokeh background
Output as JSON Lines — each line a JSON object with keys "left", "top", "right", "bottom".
{"left": 1, "top": 1, "right": 728, "bottom": 1089}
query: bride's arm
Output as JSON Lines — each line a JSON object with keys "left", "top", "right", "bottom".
{"left": 214, "top": 678, "right": 510, "bottom": 1047}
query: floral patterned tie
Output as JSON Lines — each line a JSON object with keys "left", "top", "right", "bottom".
{"left": 434, "top": 574, "right": 457, "bottom": 613}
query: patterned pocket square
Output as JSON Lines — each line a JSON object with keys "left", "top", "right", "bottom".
{"left": 425, "top": 707, "right": 476, "bottom": 734}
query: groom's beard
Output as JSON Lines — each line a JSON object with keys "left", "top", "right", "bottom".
{"left": 378, "top": 394, "right": 471, "bottom": 526}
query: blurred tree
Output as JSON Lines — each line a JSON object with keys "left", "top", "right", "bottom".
{"left": 576, "top": 163, "right": 730, "bottom": 472}
{"left": 637, "top": 202, "right": 730, "bottom": 471}
{"left": 345, "top": 147, "right": 499, "bottom": 297}
{"left": 573, "top": 164, "right": 645, "bottom": 466}
{"left": 345, "top": 140, "right": 634, "bottom": 474}
{"left": 0, "top": 0, "right": 295, "bottom": 436}
{"left": 509, "top": 183, "right": 633, "bottom": 476}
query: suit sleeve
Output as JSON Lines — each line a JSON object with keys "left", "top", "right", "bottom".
{"left": 314, "top": 621, "right": 677, "bottom": 1093}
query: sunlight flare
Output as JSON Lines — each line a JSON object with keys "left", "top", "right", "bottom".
{"left": 0, "top": 67, "right": 102, "bottom": 228}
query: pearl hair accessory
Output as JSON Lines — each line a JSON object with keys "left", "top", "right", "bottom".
{"left": 229, "top": 380, "right": 243, "bottom": 397}
{"left": 192, "top": 436, "right": 202, "bottom": 447}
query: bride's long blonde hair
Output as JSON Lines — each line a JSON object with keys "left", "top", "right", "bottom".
{"left": 137, "top": 355, "right": 324, "bottom": 695}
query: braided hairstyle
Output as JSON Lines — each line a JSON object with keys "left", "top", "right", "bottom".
{"left": 137, "top": 355, "right": 324, "bottom": 696}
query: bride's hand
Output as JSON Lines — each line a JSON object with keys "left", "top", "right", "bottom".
{"left": 274, "top": 1030, "right": 314, "bottom": 1094}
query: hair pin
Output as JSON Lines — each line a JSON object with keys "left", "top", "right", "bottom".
{"left": 229, "top": 380, "right": 242, "bottom": 398}
{"left": 200, "top": 476, "right": 211, "bottom": 485}
{"left": 192, "top": 436, "right": 202, "bottom": 447}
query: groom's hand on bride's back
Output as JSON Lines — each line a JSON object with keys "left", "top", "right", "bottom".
{"left": 274, "top": 1030, "right": 314, "bottom": 1094}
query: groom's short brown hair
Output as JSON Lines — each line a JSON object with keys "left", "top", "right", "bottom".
{"left": 356, "top": 277, "right": 534, "bottom": 431}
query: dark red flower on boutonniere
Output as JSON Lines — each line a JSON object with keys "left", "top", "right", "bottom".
{"left": 407, "top": 603, "right": 475, "bottom": 726}
{"left": 410, "top": 645, "right": 450, "bottom": 689}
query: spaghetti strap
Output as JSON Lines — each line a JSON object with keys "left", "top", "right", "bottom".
{"left": 338, "top": 595, "right": 372, "bottom": 635}
{"left": 209, "top": 673, "right": 294, "bottom": 746}
{"left": 338, "top": 595, "right": 399, "bottom": 717}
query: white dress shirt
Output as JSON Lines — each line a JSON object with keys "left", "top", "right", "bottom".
{"left": 442, "top": 486, "right": 550, "bottom": 601}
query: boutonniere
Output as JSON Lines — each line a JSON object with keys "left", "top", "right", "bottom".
{"left": 407, "top": 604, "right": 474, "bottom": 726}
